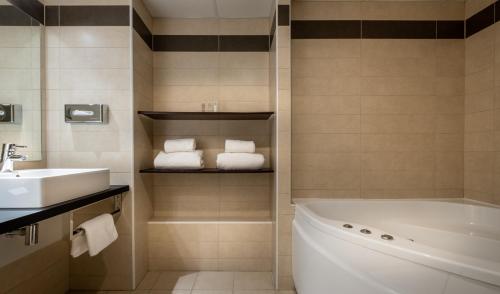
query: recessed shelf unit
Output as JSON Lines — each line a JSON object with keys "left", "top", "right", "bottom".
{"left": 139, "top": 168, "right": 274, "bottom": 174}
{"left": 138, "top": 111, "right": 274, "bottom": 120}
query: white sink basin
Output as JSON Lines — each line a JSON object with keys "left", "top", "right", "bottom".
{"left": 0, "top": 168, "right": 110, "bottom": 208}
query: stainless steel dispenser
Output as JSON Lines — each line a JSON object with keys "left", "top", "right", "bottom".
{"left": 0, "top": 104, "right": 22, "bottom": 124}
{"left": 65, "top": 104, "right": 108, "bottom": 124}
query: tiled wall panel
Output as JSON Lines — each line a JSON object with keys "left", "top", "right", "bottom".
{"left": 151, "top": 18, "right": 273, "bottom": 221}
{"left": 148, "top": 222, "right": 273, "bottom": 272}
{"left": 133, "top": 0, "right": 154, "bottom": 288}
{"left": 0, "top": 240, "right": 69, "bottom": 294}
{"left": 44, "top": 0, "right": 134, "bottom": 291}
{"left": 149, "top": 17, "right": 274, "bottom": 272}
{"left": 291, "top": 0, "right": 465, "bottom": 200}
{"left": 464, "top": 0, "right": 500, "bottom": 205}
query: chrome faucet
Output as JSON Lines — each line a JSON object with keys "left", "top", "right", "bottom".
{"left": 0, "top": 144, "right": 27, "bottom": 173}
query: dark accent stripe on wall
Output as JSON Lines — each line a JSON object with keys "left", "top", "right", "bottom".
{"left": 0, "top": 5, "right": 32, "bottom": 26}
{"left": 278, "top": 5, "right": 290, "bottom": 26}
{"left": 154, "top": 35, "right": 219, "bottom": 52}
{"left": 496, "top": 2, "right": 500, "bottom": 23}
{"left": 220, "top": 35, "right": 270, "bottom": 52}
{"left": 362, "top": 20, "right": 435, "bottom": 39}
{"left": 133, "top": 9, "right": 152, "bottom": 49}
{"left": 7, "top": 0, "right": 44, "bottom": 24}
{"left": 437, "top": 20, "right": 464, "bottom": 39}
{"left": 154, "top": 35, "right": 270, "bottom": 52}
{"left": 45, "top": 5, "right": 130, "bottom": 26}
{"left": 466, "top": 3, "right": 494, "bottom": 37}
{"left": 292, "top": 20, "right": 465, "bottom": 39}
{"left": 291, "top": 20, "right": 361, "bottom": 39}
{"left": 60, "top": 5, "right": 129, "bottom": 26}
{"left": 45, "top": 6, "right": 59, "bottom": 26}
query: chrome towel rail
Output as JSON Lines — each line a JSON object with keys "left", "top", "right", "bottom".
{"left": 70, "top": 194, "right": 122, "bottom": 238}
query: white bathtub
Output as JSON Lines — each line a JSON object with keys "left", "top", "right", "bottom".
{"left": 293, "top": 199, "right": 500, "bottom": 294}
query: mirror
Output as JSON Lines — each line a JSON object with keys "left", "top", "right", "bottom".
{"left": 0, "top": 0, "right": 43, "bottom": 161}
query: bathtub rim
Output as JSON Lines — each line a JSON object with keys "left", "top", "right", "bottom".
{"left": 294, "top": 198, "right": 500, "bottom": 287}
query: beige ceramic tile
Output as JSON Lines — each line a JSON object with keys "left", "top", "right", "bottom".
{"left": 234, "top": 272, "right": 274, "bottom": 290}
{"left": 152, "top": 271, "right": 198, "bottom": 290}
{"left": 193, "top": 271, "right": 235, "bottom": 290}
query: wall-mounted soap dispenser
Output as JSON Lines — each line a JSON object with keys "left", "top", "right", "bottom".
{"left": 0, "top": 104, "right": 22, "bottom": 124}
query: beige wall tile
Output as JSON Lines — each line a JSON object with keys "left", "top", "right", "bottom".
{"left": 361, "top": 1, "right": 463, "bottom": 20}
{"left": 465, "top": 0, "right": 495, "bottom": 18}
{"left": 0, "top": 240, "right": 69, "bottom": 293}
{"left": 148, "top": 222, "right": 273, "bottom": 271}
{"left": 292, "top": 1, "right": 361, "bottom": 20}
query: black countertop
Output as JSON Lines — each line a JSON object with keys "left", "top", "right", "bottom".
{"left": 0, "top": 185, "right": 129, "bottom": 235}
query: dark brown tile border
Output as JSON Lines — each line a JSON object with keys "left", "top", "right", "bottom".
{"left": 48, "top": 5, "right": 130, "bottom": 26}
{"left": 496, "top": 1, "right": 500, "bottom": 23}
{"left": 437, "top": 20, "right": 464, "bottom": 39}
{"left": 0, "top": 5, "right": 32, "bottom": 26}
{"left": 7, "top": 0, "right": 44, "bottom": 24}
{"left": 133, "top": 9, "right": 152, "bottom": 49}
{"left": 292, "top": 19, "right": 466, "bottom": 39}
{"left": 45, "top": 5, "right": 59, "bottom": 26}
{"left": 291, "top": 20, "right": 361, "bottom": 39}
{"left": 219, "top": 35, "right": 270, "bottom": 52}
{"left": 362, "top": 20, "right": 435, "bottom": 39}
{"left": 154, "top": 35, "right": 219, "bottom": 52}
{"left": 466, "top": 3, "right": 494, "bottom": 37}
{"left": 153, "top": 35, "right": 270, "bottom": 52}
{"left": 278, "top": 5, "right": 290, "bottom": 26}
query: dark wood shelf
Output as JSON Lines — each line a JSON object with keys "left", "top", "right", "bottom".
{"left": 140, "top": 168, "right": 274, "bottom": 174}
{"left": 0, "top": 185, "right": 129, "bottom": 235}
{"left": 138, "top": 111, "right": 274, "bottom": 120}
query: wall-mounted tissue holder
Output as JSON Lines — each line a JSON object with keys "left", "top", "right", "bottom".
{"left": 65, "top": 104, "right": 108, "bottom": 124}
{"left": 0, "top": 104, "right": 22, "bottom": 124}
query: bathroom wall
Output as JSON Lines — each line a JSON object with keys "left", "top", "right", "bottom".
{"left": 291, "top": 0, "right": 465, "bottom": 199}
{"left": 273, "top": 0, "right": 466, "bottom": 290}
{"left": 132, "top": 0, "right": 153, "bottom": 286}
{"left": 0, "top": 240, "right": 69, "bottom": 293}
{"left": 0, "top": 1, "right": 68, "bottom": 293}
{"left": 269, "top": 0, "right": 278, "bottom": 287}
{"left": 463, "top": 0, "right": 500, "bottom": 205}
{"left": 44, "top": 0, "right": 134, "bottom": 290}
{"left": 147, "top": 16, "right": 275, "bottom": 272}
{"left": 275, "top": 1, "right": 293, "bottom": 289}
{"left": 151, "top": 18, "right": 272, "bottom": 220}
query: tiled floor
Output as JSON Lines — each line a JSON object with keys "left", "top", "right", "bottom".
{"left": 69, "top": 271, "right": 296, "bottom": 294}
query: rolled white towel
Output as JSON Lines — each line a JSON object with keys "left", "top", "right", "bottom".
{"left": 216, "top": 153, "right": 265, "bottom": 170}
{"left": 154, "top": 150, "right": 204, "bottom": 169}
{"left": 164, "top": 138, "right": 196, "bottom": 153}
{"left": 225, "top": 139, "right": 256, "bottom": 153}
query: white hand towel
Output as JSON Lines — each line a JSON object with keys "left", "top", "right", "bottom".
{"left": 74, "top": 213, "right": 118, "bottom": 257}
{"left": 164, "top": 138, "right": 196, "bottom": 153}
{"left": 216, "top": 153, "right": 265, "bottom": 170}
{"left": 70, "top": 232, "right": 88, "bottom": 258}
{"left": 154, "top": 150, "right": 204, "bottom": 169}
{"left": 225, "top": 139, "right": 256, "bottom": 153}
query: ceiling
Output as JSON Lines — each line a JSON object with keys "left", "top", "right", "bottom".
{"left": 143, "top": 0, "right": 275, "bottom": 19}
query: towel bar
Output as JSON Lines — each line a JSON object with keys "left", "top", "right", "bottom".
{"left": 70, "top": 194, "right": 122, "bottom": 238}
